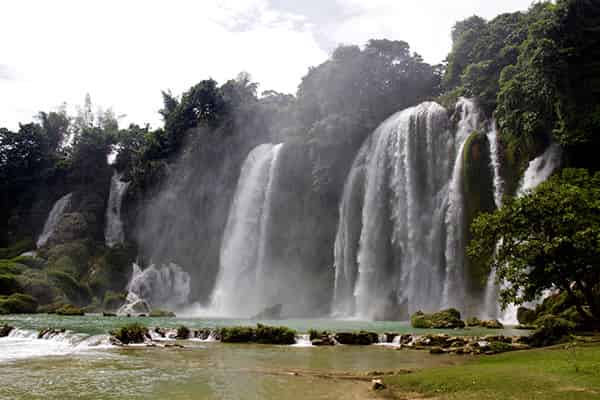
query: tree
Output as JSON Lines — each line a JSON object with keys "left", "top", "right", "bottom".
{"left": 468, "top": 168, "right": 600, "bottom": 325}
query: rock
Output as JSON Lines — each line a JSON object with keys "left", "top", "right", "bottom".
{"left": 55, "top": 304, "right": 85, "bottom": 316}
{"left": 46, "top": 213, "right": 90, "bottom": 246}
{"left": 466, "top": 317, "right": 481, "bottom": 326}
{"left": 483, "top": 335, "right": 511, "bottom": 343}
{"left": 149, "top": 309, "right": 176, "bottom": 317}
{"left": 311, "top": 337, "right": 335, "bottom": 346}
{"left": 194, "top": 328, "right": 214, "bottom": 340}
{"left": 371, "top": 379, "right": 386, "bottom": 391}
{"left": 429, "top": 346, "right": 444, "bottom": 354}
{"left": 103, "top": 312, "right": 117, "bottom": 317}
{"left": 110, "top": 323, "right": 149, "bottom": 344}
{"left": 251, "top": 304, "right": 283, "bottom": 320}
{"left": 38, "top": 328, "right": 66, "bottom": 339}
{"left": 413, "top": 334, "right": 450, "bottom": 347}
{"left": 117, "top": 292, "right": 151, "bottom": 316}
{"left": 176, "top": 325, "right": 190, "bottom": 339}
{"left": 383, "top": 332, "right": 399, "bottom": 343}
{"left": 0, "top": 324, "right": 13, "bottom": 337}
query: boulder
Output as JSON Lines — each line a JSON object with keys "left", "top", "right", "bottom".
{"left": 0, "top": 324, "right": 13, "bottom": 337}
{"left": 334, "top": 331, "right": 379, "bottom": 345}
{"left": 480, "top": 319, "right": 504, "bottom": 329}
{"left": 371, "top": 379, "right": 386, "bottom": 391}
{"left": 110, "top": 323, "right": 149, "bottom": 344}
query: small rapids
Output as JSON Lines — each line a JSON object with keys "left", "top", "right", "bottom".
{"left": 0, "top": 328, "right": 112, "bottom": 362}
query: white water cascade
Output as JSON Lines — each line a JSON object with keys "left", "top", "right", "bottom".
{"left": 333, "top": 99, "right": 483, "bottom": 320}
{"left": 484, "top": 142, "right": 562, "bottom": 324}
{"left": 211, "top": 143, "right": 284, "bottom": 317}
{"left": 104, "top": 171, "right": 130, "bottom": 247}
{"left": 118, "top": 262, "right": 191, "bottom": 315}
{"left": 36, "top": 192, "right": 73, "bottom": 248}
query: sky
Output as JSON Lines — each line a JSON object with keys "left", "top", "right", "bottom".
{"left": 1, "top": 0, "right": 534, "bottom": 130}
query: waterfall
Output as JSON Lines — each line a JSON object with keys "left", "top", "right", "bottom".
{"left": 104, "top": 171, "right": 130, "bottom": 247}
{"left": 118, "top": 262, "right": 191, "bottom": 314}
{"left": 517, "top": 143, "right": 562, "bottom": 196}
{"left": 334, "top": 99, "right": 481, "bottom": 320}
{"left": 211, "top": 143, "right": 284, "bottom": 317}
{"left": 36, "top": 192, "right": 73, "bottom": 248}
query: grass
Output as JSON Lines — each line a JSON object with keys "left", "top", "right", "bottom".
{"left": 381, "top": 342, "right": 600, "bottom": 400}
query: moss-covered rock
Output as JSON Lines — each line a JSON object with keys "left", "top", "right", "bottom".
{"left": 0, "top": 260, "right": 28, "bottom": 275}
{"left": 55, "top": 304, "right": 85, "bottom": 316}
{"left": 45, "top": 240, "right": 91, "bottom": 278}
{"left": 0, "top": 293, "right": 38, "bottom": 314}
{"left": 103, "top": 291, "right": 127, "bottom": 311}
{"left": 411, "top": 309, "right": 466, "bottom": 329}
{"left": 110, "top": 323, "right": 149, "bottom": 344}
{"left": 47, "top": 270, "right": 92, "bottom": 306}
{"left": 46, "top": 213, "right": 90, "bottom": 247}
{"left": 18, "top": 272, "right": 58, "bottom": 305}
{"left": 466, "top": 317, "right": 481, "bottom": 327}
{"left": 255, "top": 324, "right": 296, "bottom": 344}
{"left": 148, "top": 309, "right": 176, "bottom": 317}
{"left": 10, "top": 256, "right": 46, "bottom": 270}
{"left": 462, "top": 131, "right": 496, "bottom": 291}
{"left": 334, "top": 331, "right": 379, "bottom": 345}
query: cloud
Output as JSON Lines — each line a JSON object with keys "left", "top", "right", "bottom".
{"left": 0, "top": 0, "right": 533, "bottom": 130}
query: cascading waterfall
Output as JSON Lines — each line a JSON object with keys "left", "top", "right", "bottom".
{"left": 104, "top": 171, "right": 130, "bottom": 247}
{"left": 334, "top": 99, "right": 482, "bottom": 320}
{"left": 211, "top": 143, "right": 284, "bottom": 317}
{"left": 36, "top": 192, "right": 73, "bottom": 248}
{"left": 483, "top": 142, "right": 562, "bottom": 323}
{"left": 118, "top": 262, "right": 191, "bottom": 314}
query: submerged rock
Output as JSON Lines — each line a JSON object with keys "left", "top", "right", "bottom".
{"left": 251, "top": 304, "right": 283, "bottom": 320}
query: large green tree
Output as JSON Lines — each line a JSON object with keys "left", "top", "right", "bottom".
{"left": 468, "top": 168, "right": 600, "bottom": 325}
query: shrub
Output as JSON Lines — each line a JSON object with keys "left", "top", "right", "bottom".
{"left": 0, "top": 238, "right": 36, "bottom": 259}
{"left": 334, "top": 331, "right": 379, "bottom": 345}
{"left": 111, "top": 323, "right": 149, "bottom": 344}
{"left": 517, "top": 307, "right": 537, "bottom": 325}
{"left": 309, "top": 329, "right": 329, "bottom": 341}
{"left": 219, "top": 326, "right": 255, "bottom": 343}
{"left": 255, "top": 324, "right": 296, "bottom": 345}
{"left": 528, "top": 315, "right": 576, "bottom": 347}
{"left": 410, "top": 309, "right": 465, "bottom": 329}
{"left": 0, "top": 293, "right": 38, "bottom": 314}
{"left": 176, "top": 325, "right": 190, "bottom": 339}
{"left": 411, "top": 311, "right": 432, "bottom": 328}
{"left": 0, "top": 274, "right": 21, "bottom": 295}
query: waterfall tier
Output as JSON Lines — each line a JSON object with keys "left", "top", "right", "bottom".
{"left": 333, "top": 99, "right": 484, "bottom": 320}
{"left": 105, "top": 171, "right": 130, "bottom": 247}
{"left": 37, "top": 193, "right": 73, "bottom": 248}
{"left": 211, "top": 143, "right": 284, "bottom": 317}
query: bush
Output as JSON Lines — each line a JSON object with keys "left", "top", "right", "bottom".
{"left": 334, "top": 331, "right": 379, "bottom": 345}
{"left": 0, "top": 274, "right": 21, "bottom": 295}
{"left": 255, "top": 324, "right": 296, "bottom": 345}
{"left": 176, "top": 325, "right": 190, "bottom": 339}
{"left": 517, "top": 307, "right": 537, "bottom": 325}
{"left": 528, "top": 315, "right": 576, "bottom": 347}
{"left": 0, "top": 293, "right": 38, "bottom": 314}
{"left": 55, "top": 304, "right": 85, "bottom": 316}
{"left": 309, "top": 329, "right": 329, "bottom": 341}
{"left": 111, "top": 323, "right": 149, "bottom": 344}
{"left": 0, "top": 238, "right": 35, "bottom": 259}
{"left": 10, "top": 256, "right": 46, "bottom": 270}
{"left": 411, "top": 311, "right": 432, "bottom": 328}
{"left": 219, "top": 326, "right": 256, "bottom": 343}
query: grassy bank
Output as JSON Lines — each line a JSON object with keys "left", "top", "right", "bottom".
{"left": 380, "top": 341, "right": 600, "bottom": 400}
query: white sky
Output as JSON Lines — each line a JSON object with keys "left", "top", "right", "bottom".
{"left": 0, "top": 0, "right": 533, "bottom": 130}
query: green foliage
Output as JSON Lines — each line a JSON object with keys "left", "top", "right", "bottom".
{"left": 0, "top": 239, "right": 35, "bottom": 259}
{"left": 111, "top": 323, "right": 148, "bottom": 344}
{"left": 333, "top": 331, "right": 379, "bottom": 345}
{"left": 308, "top": 329, "right": 329, "bottom": 341}
{"left": 517, "top": 307, "right": 537, "bottom": 325}
{"left": 47, "top": 270, "right": 91, "bottom": 306}
{"left": 10, "top": 256, "right": 46, "bottom": 270}
{"left": 0, "top": 260, "right": 27, "bottom": 275}
{"left": 0, "top": 274, "right": 21, "bottom": 295}
{"left": 176, "top": 325, "right": 190, "bottom": 339}
{"left": 219, "top": 326, "right": 255, "bottom": 343}
{"left": 254, "top": 324, "right": 296, "bottom": 345}
{"left": 528, "top": 315, "right": 575, "bottom": 347}
{"left": 0, "top": 293, "right": 38, "bottom": 314}
{"left": 469, "top": 168, "right": 600, "bottom": 325}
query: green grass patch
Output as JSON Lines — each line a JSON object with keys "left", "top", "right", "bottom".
{"left": 383, "top": 342, "right": 600, "bottom": 400}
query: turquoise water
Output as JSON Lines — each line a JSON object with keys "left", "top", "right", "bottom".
{"left": 0, "top": 314, "right": 529, "bottom": 336}
{"left": 0, "top": 314, "right": 529, "bottom": 399}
